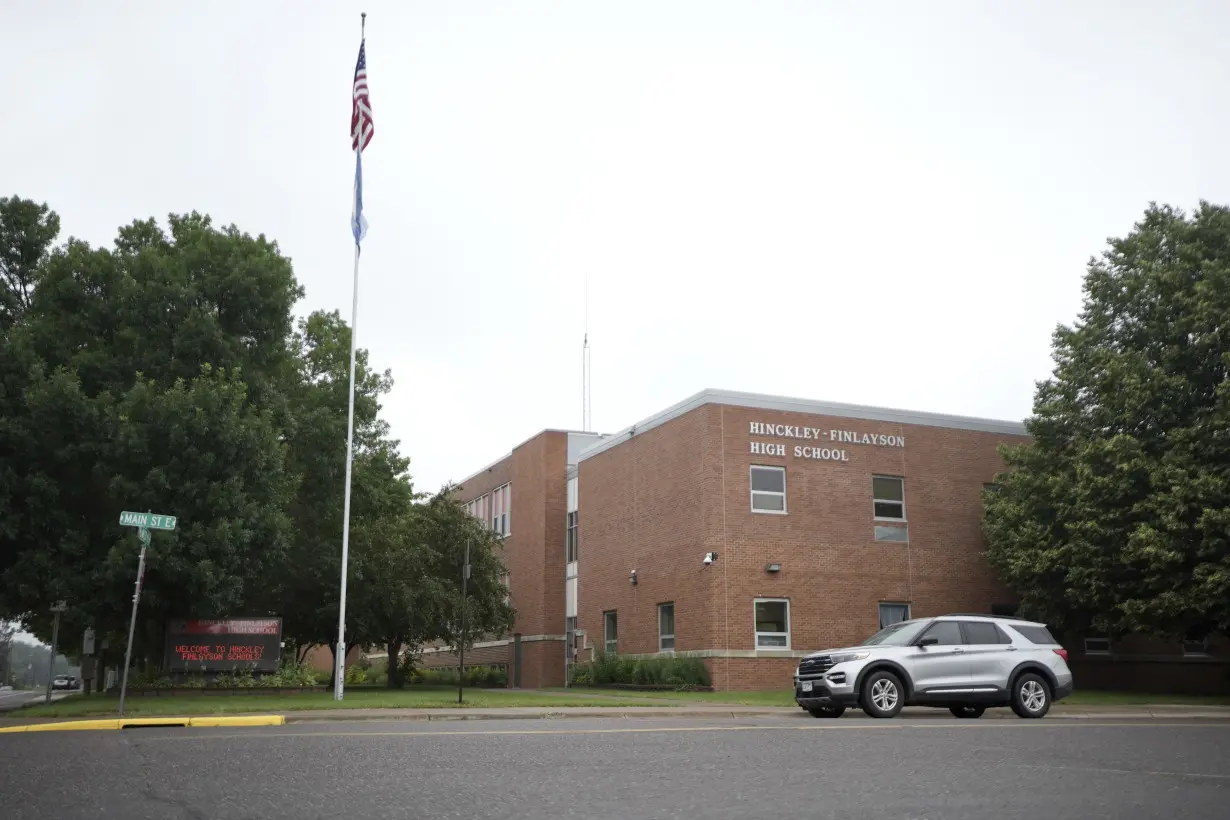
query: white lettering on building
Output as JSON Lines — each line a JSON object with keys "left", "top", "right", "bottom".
{"left": 749, "top": 441, "right": 786, "bottom": 456}
{"left": 794, "top": 446, "right": 850, "bottom": 462}
{"left": 747, "top": 420, "right": 904, "bottom": 448}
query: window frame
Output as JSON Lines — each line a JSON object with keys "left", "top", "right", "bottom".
{"left": 749, "top": 465, "right": 787, "bottom": 515}
{"left": 603, "top": 610, "right": 617, "bottom": 655}
{"left": 753, "top": 598, "right": 791, "bottom": 650}
{"left": 565, "top": 510, "right": 578, "bottom": 563}
{"left": 490, "top": 483, "right": 510, "bottom": 537}
{"left": 1182, "top": 638, "right": 1210, "bottom": 658}
{"left": 1083, "top": 636, "right": 1111, "bottom": 655}
{"left": 872, "top": 475, "right": 906, "bottom": 521}
{"left": 658, "top": 603, "right": 676, "bottom": 652}
{"left": 878, "top": 602, "right": 911, "bottom": 630}
{"left": 917, "top": 620, "right": 964, "bottom": 646}
{"left": 959, "top": 620, "right": 1010, "bottom": 645}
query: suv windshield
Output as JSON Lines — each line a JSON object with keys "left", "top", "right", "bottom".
{"left": 860, "top": 620, "right": 928, "bottom": 646}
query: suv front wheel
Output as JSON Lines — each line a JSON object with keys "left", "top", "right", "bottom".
{"left": 860, "top": 670, "right": 904, "bottom": 719}
{"left": 1011, "top": 673, "right": 1052, "bottom": 719}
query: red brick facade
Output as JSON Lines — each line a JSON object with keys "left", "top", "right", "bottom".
{"left": 449, "top": 429, "right": 585, "bottom": 688}
{"left": 575, "top": 395, "right": 1029, "bottom": 691}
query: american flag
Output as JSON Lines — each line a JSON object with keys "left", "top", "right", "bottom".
{"left": 351, "top": 38, "right": 372, "bottom": 247}
{"left": 351, "top": 40, "right": 374, "bottom": 151}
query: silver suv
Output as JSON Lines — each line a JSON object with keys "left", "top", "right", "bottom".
{"left": 794, "top": 614, "right": 1074, "bottom": 719}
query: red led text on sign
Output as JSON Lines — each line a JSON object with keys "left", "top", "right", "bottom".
{"left": 173, "top": 643, "right": 266, "bottom": 663}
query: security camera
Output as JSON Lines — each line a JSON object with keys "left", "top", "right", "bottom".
{"left": 703, "top": 552, "right": 718, "bottom": 566}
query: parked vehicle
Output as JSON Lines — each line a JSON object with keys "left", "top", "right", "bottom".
{"left": 51, "top": 676, "right": 75, "bottom": 691}
{"left": 794, "top": 614, "right": 1073, "bottom": 719}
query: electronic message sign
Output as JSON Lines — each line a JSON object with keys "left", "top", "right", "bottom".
{"left": 164, "top": 618, "right": 282, "bottom": 672}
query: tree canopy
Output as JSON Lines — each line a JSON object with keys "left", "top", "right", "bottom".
{"left": 0, "top": 196, "right": 512, "bottom": 682}
{"left": 984, "top": 202, "right": 1230, "bottom": 640}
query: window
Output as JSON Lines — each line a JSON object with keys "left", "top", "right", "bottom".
{"left": 872, "top": 476, "right": 905, "bottom": 520}
{"left": 603, "top": 611, "right": 617, "bottom": 654}
{"left": 658, "top": 603, "right": 675, "bottom": 651}
{"left": 919, "top": 621, "right": 963, "bottom": 645}
{"left": 465, "top": 494, "right": 489, "bottom": 522}
{"left": 565, "top": 616, "right": 577, "bottom": 634}
{"left": 878, "top": 603, "right": 911, "bottom": 629}
{"left": 1011, "top": 625, "right": 1057, "bottom": 645}
{"left": 750, "top": 466, "right": 786, "bottom": 513}
{"left": 754, "top": 599, "right": 790, "bottom": 649}
{"left": 499, "top": 572, "right": 510, "bottom": 607}
{"left": 874, "top": 525, "right": 908, "bottom": 543}
{"left": 490, "top": 483, "right": 510, "bottom": 536}
{"left": 962, "top": 621, "right": 1009, "bottom": 645}
{"left": 1084, "top": 637, "right": 1111, "bottom": 655}
{"left": 565, "top": 511, "right": 578, "bottom": 563}
{"left": 1183, "top": 638, "right": 1210, "bottom": 657}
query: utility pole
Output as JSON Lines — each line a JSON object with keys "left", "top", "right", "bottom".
{"left": 458, "top": 537, "right": 470, "bottom": 706}
{"left": 45, "top": 601, "right": 66, "bottom": 704}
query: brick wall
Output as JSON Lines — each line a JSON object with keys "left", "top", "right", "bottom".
{"left": 453, "top": 431, "right": 570, "bottom": 688}
{"left": 578, "top": 402, "right": 1027, "bottom": 691}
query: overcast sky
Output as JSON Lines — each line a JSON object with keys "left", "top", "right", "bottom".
{"left": 3, "top": 1, "right": 1227, "bottom": 495}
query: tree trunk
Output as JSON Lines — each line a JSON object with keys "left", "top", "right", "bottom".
{"left": 386, "top": 638, "right": 403, "bottom": 689}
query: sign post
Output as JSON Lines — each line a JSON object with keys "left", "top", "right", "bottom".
{"left": 44, "top": 600, "right": 67, "bottom": 704}
{"left": 117, "top": 511, "right": 176, "bottom": 717}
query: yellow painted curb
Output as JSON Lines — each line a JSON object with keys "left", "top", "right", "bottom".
{"left": 0, "top": 715, "right": 284, "bottom": 733}
{"left": 0, "top": 719, "right": 121, "bottom": 733}
{"left": 119, "top": 718, "right": 190, "bottom": 728}
{"left": 189, "top": 715, "right": 285, "bottom": 728}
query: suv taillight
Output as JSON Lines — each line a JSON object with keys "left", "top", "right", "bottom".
{"left": 1053, "top": 648, "right": 1068, "bottom": 662}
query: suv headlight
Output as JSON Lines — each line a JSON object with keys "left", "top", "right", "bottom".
{"left": 829, "top": 652, "right": 870, "bottom": 664}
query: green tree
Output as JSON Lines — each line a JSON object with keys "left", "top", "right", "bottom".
{"left": 984, "top": 202, "right": 1230, "bottom": 641}
{"left": 353, "top": 489, "right": 513, "bottom": 688}
{"left": 277, "top": 310, "right": 410, "bottom": 676}
{"left": 0, "top": 203, "right": 301, "bottom": 666}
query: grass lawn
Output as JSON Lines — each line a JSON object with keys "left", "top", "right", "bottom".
{"left": 14, "top": 687, "right": 660, "bottom": 719}
{"left": 552, "top": 687, "right": 1230, "bottom": 708}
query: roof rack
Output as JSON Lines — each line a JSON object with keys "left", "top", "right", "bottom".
{"left": 941, "top": 613, "right": 1034, "bottom": 622}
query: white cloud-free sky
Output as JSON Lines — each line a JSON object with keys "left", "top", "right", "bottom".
{"left": 3, "top": 0, "right": 1227, "bottom": 494}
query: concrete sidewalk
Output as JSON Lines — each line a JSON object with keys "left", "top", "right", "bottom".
{"left": 4, "top": 702, "right": 1229, "bottom": 728}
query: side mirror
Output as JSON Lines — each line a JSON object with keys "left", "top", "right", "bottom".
{"left": 917, "top": 636, "right": 938, "bottom": 647}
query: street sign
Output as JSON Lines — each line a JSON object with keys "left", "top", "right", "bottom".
{"left": 83, "top": 628, "right": 96, "bottom": 656}
{"left": 119, "top": 511, "right": 176, "bottom": 531}
{"left": 51, "top": 600, "right": 67, "bottom": 613}
{"left": 138, "top": 528, "right": 151, "bottom": 547}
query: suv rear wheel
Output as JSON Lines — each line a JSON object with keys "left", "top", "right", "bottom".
{"left": 949, "top": 705, "right": 985, "bottom": 719}
{"left": 860, "top": 670, "right": 904, "bottom": 719}
{"left": 807, "top": 706, "right": 846, "bottom": 719}
{"left": 1011, "top": 673, "right": 1052, "bottom": 719}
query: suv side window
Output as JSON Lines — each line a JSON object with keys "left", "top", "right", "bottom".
{"left": 919, "top": 621, "right": 963, "bottom": 645}
{"left": 961, "top": 621, "right": 1008, "bottom": 645}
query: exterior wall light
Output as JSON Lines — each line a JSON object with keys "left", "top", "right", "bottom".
{"left": 629, "top": 570, "right": 637, "bottom": 586}
{"left": 765, "top": 563, "right": 782, "bottom": 573}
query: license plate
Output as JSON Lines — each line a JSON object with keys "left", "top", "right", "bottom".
{"left": 800, "top": 681, "right": 813, "bottom": 692}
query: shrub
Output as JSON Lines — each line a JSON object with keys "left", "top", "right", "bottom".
{"left": 409, "top": 666, "right": 508, "bottom": 687}
{"left": 569, "top": 653, "right": 709, "bottom": 688}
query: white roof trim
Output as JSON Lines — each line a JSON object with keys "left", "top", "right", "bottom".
{"left": 577, "top": 388, "right": 1027, "bottom": 463}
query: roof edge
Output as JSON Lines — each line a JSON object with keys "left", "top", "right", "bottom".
{"left": 452, "top": 428, "right": 598, "bottom": 496}
{"left": 577, "top": 388, "right": 1028, "bottom": 463}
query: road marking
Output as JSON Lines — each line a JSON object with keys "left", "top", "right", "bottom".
{"left": 130, "top": 720, "right": 1230, "bottom": 743}
{"left": 1020, "top": 763, "right": 1230, "bottom": 782}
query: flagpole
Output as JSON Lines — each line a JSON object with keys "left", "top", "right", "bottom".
{"left": 334, "top": 10, "right": 367, "bottom": 702}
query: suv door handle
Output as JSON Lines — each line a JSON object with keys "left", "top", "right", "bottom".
{"left": 952, "top": 647, "right": 965, "bottom": 653}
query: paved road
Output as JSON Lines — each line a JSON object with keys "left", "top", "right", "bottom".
{"left": 1, "top": 715, "right": 1227, "bottom": 819}
{"left": 0, "top": 689, "right": 74, "bottom": 713}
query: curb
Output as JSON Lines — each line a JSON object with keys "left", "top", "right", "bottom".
{"left": 0, "top": 715, "right": 285, "bottom": 734}
{"left": 281, "top": 709, "right": 784, "bottom": 723}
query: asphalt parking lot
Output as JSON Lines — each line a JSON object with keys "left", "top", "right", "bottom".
{"left": 1, "top": 715, "right": 1227, "bottom": 819}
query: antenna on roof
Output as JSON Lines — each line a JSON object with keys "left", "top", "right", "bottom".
{"left": 582, "top": 272, "right": 592, "bottom": 431}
